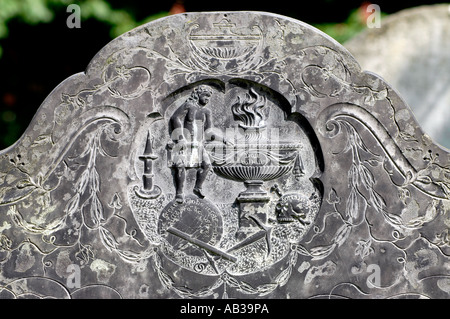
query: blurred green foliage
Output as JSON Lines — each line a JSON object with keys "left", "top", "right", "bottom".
{"left": 0, "top": 0, "right": 169, "bottom": 58}
{"left": 0, "top": 0, "right": 170, "bottom": 148}
{"left": 315, "top": 6, "right": 386, "bottom": 43}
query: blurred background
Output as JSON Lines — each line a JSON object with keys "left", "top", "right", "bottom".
{"left": 0, "top": 0, "right": 448, "bottom": 149}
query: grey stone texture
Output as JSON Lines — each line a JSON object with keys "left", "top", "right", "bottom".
{"left": 0, "top": 11, "right": 449, "bottom": 299}
{"left": 345, "top": 4, "right": 450, "bottom": 149}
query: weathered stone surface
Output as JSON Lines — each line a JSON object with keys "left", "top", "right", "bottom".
{"left": 345, "top": 4, "right": 450, "bottom": 149}
{"left": 0, "top": 11, "right": 449, "bottom": 299}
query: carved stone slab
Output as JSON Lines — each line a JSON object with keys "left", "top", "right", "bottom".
{"left": 344, "top": 4, "right": 450, "bottom": 149}
{"left": 0, "top": 12, "right": 449, "bottom": 299}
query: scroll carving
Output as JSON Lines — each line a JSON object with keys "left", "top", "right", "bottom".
{"left": 0, "top": 12, "right": 448, "bottom": 299}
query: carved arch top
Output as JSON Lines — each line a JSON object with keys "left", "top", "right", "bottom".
{"left": 0, "top": 12, "right": 448, "bottom": 299}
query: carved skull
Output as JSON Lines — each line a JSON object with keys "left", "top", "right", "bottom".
{"left": 275, "top": 194, "right": 311, "bottom": 226}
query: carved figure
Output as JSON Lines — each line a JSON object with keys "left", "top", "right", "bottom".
{"left": 169, "top": 85, "right": 214, "bottom": 203}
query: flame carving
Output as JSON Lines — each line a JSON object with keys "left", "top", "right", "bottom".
{"left": 232, "top": 88, "right": 267, "bottom": 128}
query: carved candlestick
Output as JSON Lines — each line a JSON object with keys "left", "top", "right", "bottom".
{"left": 135, "top": 131, "right": 161, "bottom": 199}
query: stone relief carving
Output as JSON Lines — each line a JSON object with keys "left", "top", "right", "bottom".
{"left": 0, "top": 12, "right": 448, "bottom": 299}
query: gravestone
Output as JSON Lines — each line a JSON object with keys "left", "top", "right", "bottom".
{"left": 0, "top": 11, "right": 449, "bottom": 299}
{"left": 344, "top": 4, "right": 450, "bottom": 149}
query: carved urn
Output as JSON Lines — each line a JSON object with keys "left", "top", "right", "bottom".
{"left": 207, "top": 88, "right": 303, "bottom": 205}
